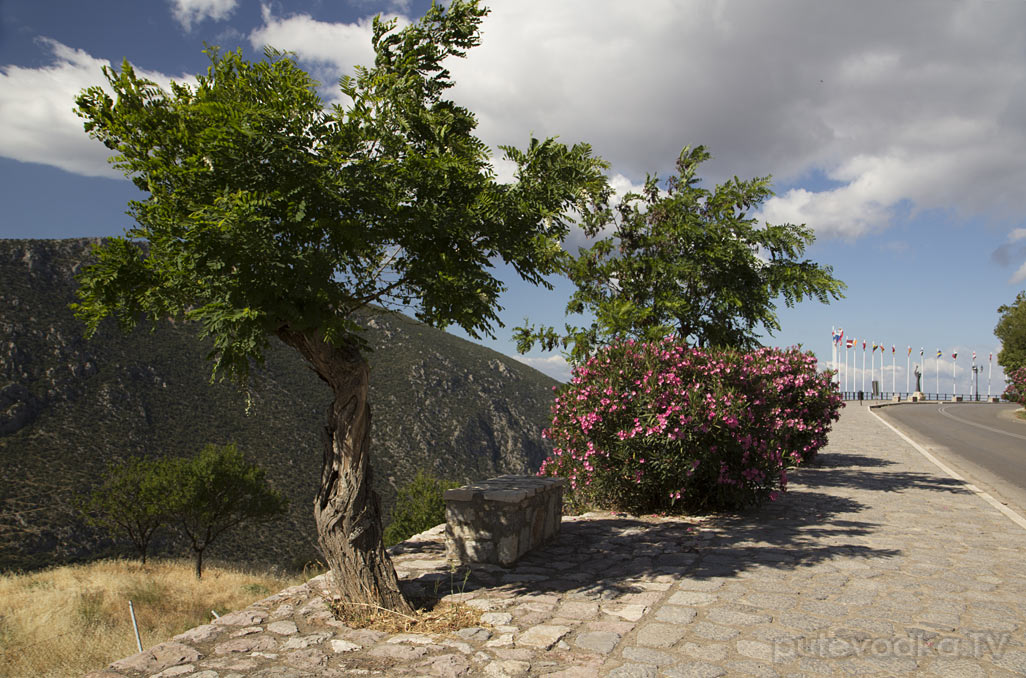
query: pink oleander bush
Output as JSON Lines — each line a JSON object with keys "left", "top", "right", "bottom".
{"left": 1004, "top": 367, "right": 1026, "bottom": 403}
{"left": 539, "top": 337, "right": 844, "bottom": 514}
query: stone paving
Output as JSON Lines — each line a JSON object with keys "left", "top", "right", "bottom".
{"left": 87, "top": 404, "right": 1026, "bottom": 678}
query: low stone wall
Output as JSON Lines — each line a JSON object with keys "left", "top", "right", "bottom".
{"left": 444, "top": 475, "right": 565, "bottom": 567}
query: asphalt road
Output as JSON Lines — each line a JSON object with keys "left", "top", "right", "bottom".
{"left": 873, "top": 401, "right": 1026, "bottom": 518}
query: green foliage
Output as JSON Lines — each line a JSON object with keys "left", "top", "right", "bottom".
{"left": 75, "top": 443, "right": 286, "bottom": 577}
{"left": 72, "top": 0, "right": 607, "bottom": 384}
{"left": 540, "top": 338, "right": 843, "bottom": 514}
{"left": 163, "top": 443, "right": 288, "bottom": 578}
{"left": 515, "top": 146, "right": 845, "bottom": 363}
{"left": 1, "top": 239, "right": 558, "bottom": 574}
{"left": 383, "top": 471, "right": 459, "bottom": 546}
{"left": 77, "top": 457, "right": 171, "bottom": 563}
{"left": 995, "top": 291, "right": 1026, "bottom": 373}
{"left": 1003, "top": 367, "right": 1026, "bottom": 403}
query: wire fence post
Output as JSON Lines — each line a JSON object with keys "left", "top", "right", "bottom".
{"left": 128, "top": 600, "right": 142, "bottom": 653}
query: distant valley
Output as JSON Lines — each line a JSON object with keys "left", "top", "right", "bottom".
{"left": 0, "top": 238, "right": 557, "bottom": 572}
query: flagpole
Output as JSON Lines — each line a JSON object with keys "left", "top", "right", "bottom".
{"left": 873, "top": 343, "right": 878, "bottom": 397}
{"left": 970, "top": 354, "right": 975, "bottom": 400}
{"left": 892, "top": 346, "right": 896, "bottom": 394}
{"left": 829, "top": 330, "right": 837, "bottom": 387}
{"left": 880, "top": 343, "right": 884, "bottom": 396}
{"left": 843, "top": 342, "right": 848, "bottom": 393}
{"left": 906, "top": 347, "right": 910, "bottom": 394}
{"left": 848, "top": 339, "right": 853, "bottom": 396}
{"left": 988, "top": 353, "right": 992, "bottom": 398}
{"left": 877, "top": 343, "right": 882, "bottom": 396}
{"left": 870, "top": 344, "right": 875, "bottom": 397}
{"left": 862, "top": 342, "right": 866, "bottom": 394}
{"left": 878, "top": 343, "right": 883, "bottom": 397}
{"left": 830, "top": 326, "right": 835, "bottom": 389}
{"left": 923, "top": 348, "right": 931, "bottom": 395}
{"left": 935, "top": 350, "right": 939, "bottom": 395}
{"left": 952, "top": 353, "right": 957, "bottom": 397}
{"left": 876, "top": 343, "right": 881, "bottom": 397}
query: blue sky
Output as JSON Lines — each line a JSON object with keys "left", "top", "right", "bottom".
{"left": 1, "top": 0, "right": 1023, "bottom": 392}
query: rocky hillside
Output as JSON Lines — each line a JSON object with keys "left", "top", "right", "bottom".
{"left": 0, "top": 238, "right": 558, "bottom": 572}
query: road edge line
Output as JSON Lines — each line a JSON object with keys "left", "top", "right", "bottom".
{"left": 868, "top": 407, "right": 1026, "bottom": 532}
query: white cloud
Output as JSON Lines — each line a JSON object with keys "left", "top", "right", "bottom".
{"left": 248, "top": 6, "right": 410, "bottom": 103}
{"left": 246, "top": 1, "right": 1026, "bottom": 243}
{"left": 511, "top": 354, "right": 571, "bottom": 383}
{"left": 169, "top": 0, "right": 238, "bottom": 31}
{"left": 8, "top": 0, "right": 1026, "bottom": 250}
{"left": 0, "top": 39, "right": 122, "bottom": 178}
{"left": 438, "top": 1, "right": 1026, "bottom": 242}
{"left": 0, "top": 39, "right": 195, "bottom": 178}
{"left": 1010, "top": 262, "right": 1026, "bottom": 286}
{"left": 995, "top": 228, "right": 1026, "bottom": 284}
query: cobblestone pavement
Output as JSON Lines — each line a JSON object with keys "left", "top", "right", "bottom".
{"left": 89, "top": 404, "right": 1026, "bottom": 678}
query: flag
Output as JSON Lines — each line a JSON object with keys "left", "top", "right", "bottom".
{"left": 907, "top": 346, "right": 912, "bottom": 356}
{"left": 936, "top": 349, "right": 942, "bottom": 358}
{"left": 990, "top": 353, "right": 993, "bottom": 361}
{"left": 863, "top": 340, "right": 866, "bottom": 350}
{"left": 846, "top": 339, "right": 854, "bottom": 349}
{"left": 972, "top": 351, "right": 976, "bottom": 360}
{"left": 892, "top": 345, "right": 895, "bottom": 354}
{"left": 872, "top": 342, "right": 878, "bottom": 352}
{"left": 952, "top": 352, "right": 958, "bottom": 360}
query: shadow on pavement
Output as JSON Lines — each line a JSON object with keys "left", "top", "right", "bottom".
{"left": 797, "top": 450, "right": 972, "bottom": 494}
{"left": 397, "top": 446, "right": 972, "bottom": 600}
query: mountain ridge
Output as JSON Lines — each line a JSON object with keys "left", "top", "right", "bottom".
{"left": 0, "top": 237, "right": 557, "bottom": 572}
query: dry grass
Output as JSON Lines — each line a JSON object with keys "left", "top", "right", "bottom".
{"left": 329, "top": 566, "right": 483, "bottom": 635}
{"left": 0, "top": 558, "right": 319, "bottom": 678}
{"left": 330, "top": 598, "right": 483, "bottom": 635}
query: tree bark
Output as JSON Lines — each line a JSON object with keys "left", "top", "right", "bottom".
{"left": 277, "top": 325, "right": 413, "bottom": 614}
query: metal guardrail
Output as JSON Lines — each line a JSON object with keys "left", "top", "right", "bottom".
{"left": 837, "top": 391, "right": 1003, "bottom": 402}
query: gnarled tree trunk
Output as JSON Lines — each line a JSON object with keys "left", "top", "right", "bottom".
{"left": 278, "top": 325, "right": 413, "bottom": 614}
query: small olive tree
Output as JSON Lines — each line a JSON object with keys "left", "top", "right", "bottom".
{"left": 164, "top": 443, "right": 288, "bottom": 579}
{"left": 78, "top": 457, "right": 170, "bottom": 564}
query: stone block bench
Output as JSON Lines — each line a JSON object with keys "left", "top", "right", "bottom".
{"left": 444, "top": 475, "right": 565, "bottom": 567}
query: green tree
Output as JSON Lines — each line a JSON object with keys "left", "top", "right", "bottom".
{"left": 383, "top": 471, "right": 459, "bottom": 547}
{"left": 515, "top": 146, "right": 845, "bottom": 363}
{"left": 164, "top": 443, "right": 288, "bottom": 579}
{"left": 78, "top": 457, "right": 170, "bottom": 564}
{"left": 995, "top": 291, "right": 1026, "bottom": 373}
{"left": 72, "top": 1, "right": 605, "bottom": 611}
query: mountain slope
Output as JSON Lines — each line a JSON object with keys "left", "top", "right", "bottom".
{"left": 0, "top": 238, "right": 558, "bottom": 572}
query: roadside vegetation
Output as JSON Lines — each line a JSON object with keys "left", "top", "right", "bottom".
{"left": 0, "top": 558, "right": 321, "bottom": 678}
{"left": 516, "top": 144, "right": 845, "bottom": 515}
{"left": 1002, "top": 366, "right": 1026, "bottom": 405}
{"left": 542, "top": 340, "right": 842, "bottom": 514}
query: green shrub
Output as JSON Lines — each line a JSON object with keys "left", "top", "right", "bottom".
{"left": 540, "top": 338, "right": 843, "bottom": 514}
{"left": 1004, "top": 367, "right": 1026, "bottom": 403}
{"left": 383, "top": 471, "right": 459, "bottom": 546}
